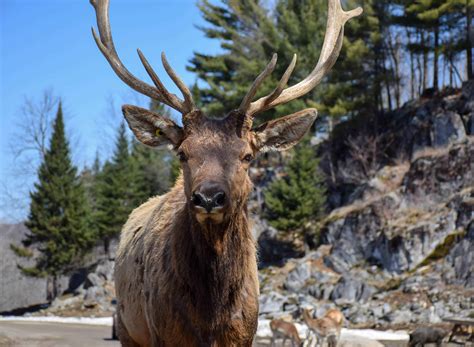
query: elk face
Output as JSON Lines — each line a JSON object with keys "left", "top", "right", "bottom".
{"left": 122, "top": 106, "right": 317, "bottom": 226}
{"left": 178, "top": 121, "right": 252, "bottom": 225}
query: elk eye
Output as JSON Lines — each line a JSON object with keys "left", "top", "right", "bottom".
{"left": 177, "top": 151, "right": 188, "bottom": 162}
{"left": 242, "top": 154, "right": 253, "bottom": 163}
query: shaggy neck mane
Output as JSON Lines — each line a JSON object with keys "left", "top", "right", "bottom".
{"left": 170, "top": 196, "right": 252, "bottom": 326}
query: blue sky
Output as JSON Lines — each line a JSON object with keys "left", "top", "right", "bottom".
{"left": 0, "top": 0, "right": 221, "bottom": 221}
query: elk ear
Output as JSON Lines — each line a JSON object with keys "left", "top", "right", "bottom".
{"left": 122, "top": 105, "right": 184, "bottom": 148}
{"left": 253, "top": 108, "right": 317, "bottom": 152}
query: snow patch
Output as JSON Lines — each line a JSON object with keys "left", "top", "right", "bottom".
{"left": 0, "top": 316, "right": 112, "bottom": 326}
{"left": 341, "top": 328, "right": 409, "bottom": 341}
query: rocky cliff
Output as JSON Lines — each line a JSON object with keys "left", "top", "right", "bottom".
{"left": 257, "top": 82, "right": 474, "bottom": 327}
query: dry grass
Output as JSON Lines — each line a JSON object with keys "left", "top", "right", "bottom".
{"left": 412, "top": 137, "right": 474, "bottom": 162}
{"left": 411, "top": 146, "right": 452, "bottom": 162}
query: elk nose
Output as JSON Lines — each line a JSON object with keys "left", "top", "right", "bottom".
{"left": 191, "top": 184, "right": 227, "bottom": 213}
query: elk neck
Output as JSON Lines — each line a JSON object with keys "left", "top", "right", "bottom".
{"left": 170, "top": 189, "right": 254, "bottom": 323}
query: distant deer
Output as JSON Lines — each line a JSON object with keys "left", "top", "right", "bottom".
{"left": 270, "top": 319, "right": 302, "bottom": 347}
{"left": 409, "top": 326, "right": 449, "bottom": 347}
{"left": 302, "top": 309, "right": 340, "bottom": 347}
{"left": 90, "top": 0, "right": 361, "bottom": 345}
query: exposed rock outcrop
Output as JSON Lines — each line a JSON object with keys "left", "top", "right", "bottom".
{"left": 320, "top": 140, "right": 473, "bottom": 276}
{"left": 0, "top": 224, "right": 48, "bottom": 313}
{"left": 256, "top": 83, "right": 473, "bottom": 329}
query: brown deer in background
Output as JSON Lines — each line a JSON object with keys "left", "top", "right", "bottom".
{"left": 90, "top": 0, "right": 361, "bottom": 345}
{"left": 270, "top": 319, "right": 302, "bottom": 347}
{"left": 302, "top": 308, "right": 343, "bottom": 347}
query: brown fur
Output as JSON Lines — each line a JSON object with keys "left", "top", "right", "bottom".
{"left": 302, "top": 309, "right": 340, "bottom": 347}
{"left": 324, "top": 309, "right": 344, "bottom": 330}
{"left": 270, "top": 319, "right": 302, "bottom": 347}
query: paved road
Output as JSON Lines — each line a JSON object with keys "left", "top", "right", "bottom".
{"left": 0, "top": 321, "right": 120, "bottom": 347}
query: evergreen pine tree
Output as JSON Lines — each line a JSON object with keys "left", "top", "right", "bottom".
{"left": 95, "top": 123, "right": 139, "bottom": 253}
{"left": 264, "top": 137, "right": 326, "bottom": 232}
{"left": 190, "top": 0, "right": 394, "bottom": 124}
{"left": 24, "top": 103, "right": 94, "bottom": 286}
{"left": 80, "top": 152, "right": 102, "bottom": 243}
{"left": 130, "top": 139, "right": 173, "bottom": 198}
{"left": 188, "top": 0, "right": 279, "bottom": 120}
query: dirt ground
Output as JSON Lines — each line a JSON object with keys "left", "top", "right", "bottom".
{"left": 0, "top": 321, "right": 119, "bottom": 347}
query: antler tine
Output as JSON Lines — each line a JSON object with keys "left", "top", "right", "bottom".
{"left": 90, "top": 0, "right": 194, "bottom": 114}
{"left": 238, "top": 54, "right": 278, "bottom": 114}
{"left": 137, "top": 49, "right": 183, "bottom": 111}
{"left": 246, "top": 0, "right": 363, "bottom": 117}
{"left": 161, "top": 52, "right": 195, "bottom": 113}
{"left": 266, "top": 54, "right": 297, "bottom": 105}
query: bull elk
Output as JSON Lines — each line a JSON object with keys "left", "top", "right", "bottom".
{"left": 90, "top": 0, "right": 362, "bottom": 345}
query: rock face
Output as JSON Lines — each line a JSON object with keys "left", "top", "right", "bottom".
{"left": 323, "top": 80, "right": 474, "bottom": 210}
{"left": 0, "top": 224, "right": 48, "bottom": 313}
{"left": 321, "top": 141, "right": 473, "bottom": 276}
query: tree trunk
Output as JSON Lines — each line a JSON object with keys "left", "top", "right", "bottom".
{"left": 467, "top": 0, "right": 473, "bottom": 80}
{"left": 433, "top": 24, "right": 440, "bottom": 89}
{"left": 407, "top": 29, "right": 416, "bottom": 99}
{"left": 104, "top": 238, "right": 110, "bottom": 258}
{"left": 421, "top": 31, "right": 428, "bottom": 91}
{"left": 449, "top": 58, "right": 454, "bottom": 87}
{"left": 388, "top": 33, "right": 401, "bottom": 108}
{"left": 385, "top": 70, "right": 392, "bottom": 111}
{"left": 328, "top": 117, "right": 337, "bottom": 185}
{"left": 47, "top": 275, "right": 58, "bottom": 301}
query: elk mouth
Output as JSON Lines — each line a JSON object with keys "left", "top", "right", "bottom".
{"left": 194, "top": 207, "right": 226, "bottom": 225}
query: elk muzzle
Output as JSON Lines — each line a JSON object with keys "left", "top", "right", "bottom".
{"left": 191, "top": 182, "right": 229, "bottom": 224}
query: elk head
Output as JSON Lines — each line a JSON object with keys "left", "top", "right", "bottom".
{"left": 90, "top": 0, "right": 362, "bottom": 226}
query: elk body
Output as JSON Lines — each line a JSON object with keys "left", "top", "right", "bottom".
{"left": 270, "top": 319, "right": 302, "bottom": 347}
{"left": 90, "top": 0, "right": 361, "bottom": 346}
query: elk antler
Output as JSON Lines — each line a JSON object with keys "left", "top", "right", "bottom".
{"left": 90, "top": 0, "right": 195, "bottom": 114}
{"left": 239, "top": 0, "right": 362, "bottom": 119}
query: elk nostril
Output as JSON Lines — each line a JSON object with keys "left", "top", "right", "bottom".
{"left": 191, "top": 192, "right": 203, "bottom": 207}
{"left": 213, "top": 191, "right": 226, "bottom": 207}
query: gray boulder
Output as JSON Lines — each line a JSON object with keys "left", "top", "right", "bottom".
{"left": 430, "top": 111, "right": 466, "bottom": 147}
{"left": 259, "top": 291, "right": 286, "bottom": 314}
{"left": 284, "top": 262, "right": 311, "bottom": 292}
{"left": 331, "top": 275, "right": 377, "bottom": 303}
{"left": 386, "top": 309, "right": 413, "bottom": 324}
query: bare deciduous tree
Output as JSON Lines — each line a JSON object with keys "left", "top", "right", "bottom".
{"left": 337, "top": 134, "right": 391, "bottom": 185}
{"left": 0, "top": 89, "right": 59, "bottom": 222}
